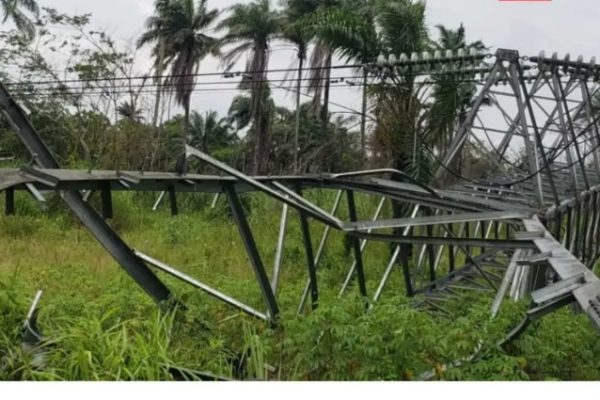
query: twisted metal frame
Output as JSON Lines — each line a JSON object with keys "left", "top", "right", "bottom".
{"left": 2, "top": 49, "right": 600, "bottom": 346}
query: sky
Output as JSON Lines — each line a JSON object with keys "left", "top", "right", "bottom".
{"left": 32, "top": 0, "right": 600, "bottom": 119}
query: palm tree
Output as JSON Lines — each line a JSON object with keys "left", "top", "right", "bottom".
{"left": 297, "top": 0, "right": 429, "bottom": 180}
{"left": 117, "top": 100, "right": 145, "bottom": 123}
{"left": 280, "top": 0, "right": 317, "bottom": 173}
{"left": 307, "top": 37, "right": 333, "bottom": 140}
{"left": 138, "top": 0, "right": 172, "bottom": 130}
{"left": 371, "top": 0, "right": 429, "bottom": 174}
{"left": 306, "top": 0, "right": 378, "bottom": 160}
{"left": 188, "top": 110, "right": 238, "bottom": 152}
{"left": 227, "top": 95, "right": 252, "bottom": 132}
{"left": 138, "top": 0, "right": 220, "bottom": 140}
{"left": 305, "top": 0, "right": 371, "bottom": 143}
{"left": 429, "top": 24, "right": 486, "bottom": 184}
{"left": 1, "top": 0, "right": 39, "bottom": 40}
{"left": 217, "top": 0, "right": 281, "bottom": 175}
{"left": 429, "top": 24, "right": 486, "bottom": 153}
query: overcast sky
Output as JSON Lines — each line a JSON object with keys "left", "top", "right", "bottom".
{"left": 33, "top": 0, "right": 600, "bottom": 119}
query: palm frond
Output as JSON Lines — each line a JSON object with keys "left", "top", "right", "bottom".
{"left": 138, "top": 0, "right": 220, "bottom": 114}
{"left": 428, "top": 23, "right": 487, "bottom": 155}
{"left": 0, "top": 0, "right": 39, "bottom": 39}
{"left": 304, "top": 5, "right": 379, "bottom": 63}
{"left": 376, "top": 0, "right": 428, "bottom": 55}
{"left": 117, "top": 100, "right": 144, "bottom": 123}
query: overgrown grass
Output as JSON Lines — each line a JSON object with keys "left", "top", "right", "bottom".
{"left": 1, "top": 190, "right": 600, "bottom": 381}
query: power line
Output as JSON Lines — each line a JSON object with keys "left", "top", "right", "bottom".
{"left": 8, "top": 83, "right": 364, "bottom": 98}
{"left": 4, "top": 61, "right": 575, "bottom": 90}
{"left": 6, "top": 75, "right": 483, "bottom": 120}
{"left": 8, "top": 76, "right": 494, "bottom": 99}
{"left": 5, "top": 83, "right": 373, "bottom": 120}
{"left": 13, "top": 76, "right": 598, "bottom": 152}
{"left": 3, "top": 69, "right": 377, "bottom": 120}
{"left": 9, "top": 77, "right": 492, "bottom": 120}
{"left": 3, "top": 63, "right": 366, "bottom": 88}
{"left": 11, "top": 75, "right": 365, "bottom": 93}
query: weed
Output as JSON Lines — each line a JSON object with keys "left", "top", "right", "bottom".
{"left": 0, "top": 192, "right": 599, "bottom": 381}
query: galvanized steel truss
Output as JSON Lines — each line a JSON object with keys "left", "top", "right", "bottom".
{"left": 2, "top": 49, "right": 600, "bottom": 345}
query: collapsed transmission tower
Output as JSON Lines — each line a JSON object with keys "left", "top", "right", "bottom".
{"left": 1, "top": 49, "right": 600, "bottom": 349}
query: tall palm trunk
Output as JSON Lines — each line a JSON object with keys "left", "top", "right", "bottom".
{"left": 152, "top": 38, "right": 166, "bottom": 131}
{"left": 360, "top": 68, "right": 368, "bottom": 162}
{"left": 184, "top": 97, "right": 191, "bottom": 141}
{"left": 202, "top": 111, "right": 209, "bottom": 152}
{"left": 252, "top": 83, "right": 267, "bottom": 175}
{"left": 150, "top": 39, "right": 165, "bottom": 169}
{"left": 294, "top": 50, "right": 304, "bottom": 174}
{"left": 251, "top": 47, "right": 269, "bottom": 176}
{"left": 320, "top": 52, "right": 332, "bottom": 137}
{"left": 178, "top": 96, "right": 191, "bottom": 175}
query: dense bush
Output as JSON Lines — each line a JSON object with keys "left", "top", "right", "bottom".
{"left": 1, "top": 193, "right": 600, "bottom": 381}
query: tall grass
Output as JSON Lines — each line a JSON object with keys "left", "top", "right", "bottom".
{"left": 1, "top": 190, "right": 600, "bottom": 380}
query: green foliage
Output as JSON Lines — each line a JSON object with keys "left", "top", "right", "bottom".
{"left": 0, "top": 0, "right": 598, "bottom": 383}
{"left": 513, "top": 310, "right": 600, "bottom": 380}
{"left": 216, "top": 0, "right": 282, "bottom": 174}
{"left": 278, "top": 297, "right": 436, "bottom": 380}
{"left": 0, "top": 0, "right": 40, "bottom": 40}
{"left": 0, "top": 153, "right": 595, "bottom": 382}
{"left": 1, "top": 193, "right": 599, "bottom": 381}
{"left": 0, "top": 0, "right": 495, "bottom": 180}
{"left": 32, "top": 311, "right": 177, "bottom": 380}
{"left": 270, "top": 101, "right": 364, "bottom": 173}
{"left": 138, "top": 0, "right": 220, "bottom": 119}
{"left": 0, "top": 215, "right": 40, "bottom": 237}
